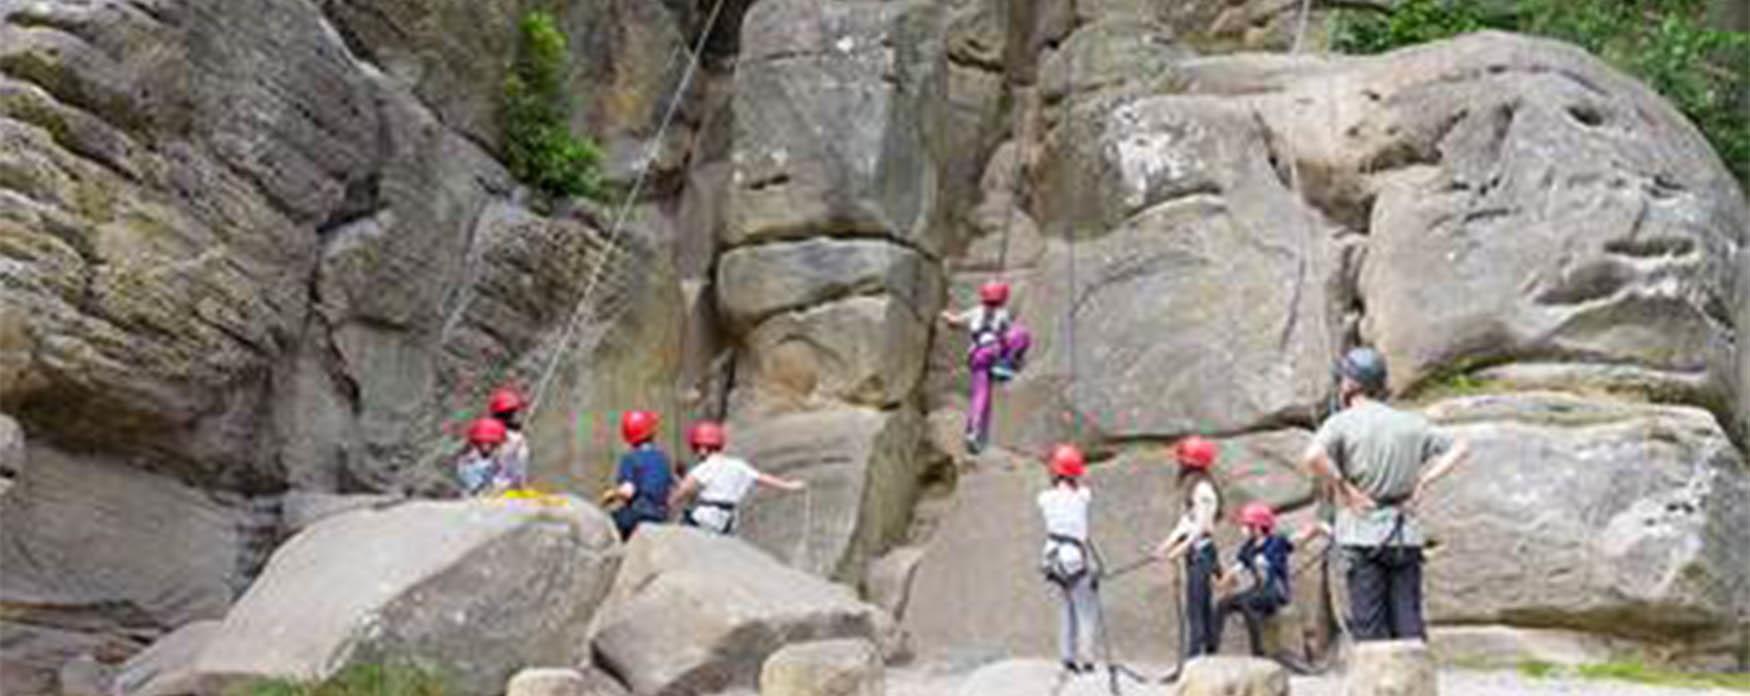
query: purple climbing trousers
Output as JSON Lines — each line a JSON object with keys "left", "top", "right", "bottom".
{"left": 966, "top": 325, "right": 1032, "bottom": 442}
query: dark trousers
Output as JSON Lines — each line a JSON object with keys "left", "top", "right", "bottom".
{"left": 1342, "top": 545, "right": 1425, "bottom": 640}
{"left": 1215, "top": 589, "right": 1282, "bottom": 656}
{"left": 1183, "top": 545, "right": 1220, "bottom": 658}
{"left": 613, "top": 505, "right": 666, "bottom": 541}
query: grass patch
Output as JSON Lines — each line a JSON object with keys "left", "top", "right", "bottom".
{"left": 231, "top": 663, "right": 449, "bottom": 696}
{"left": 1576, "top": 660, "right": 1750, "bottom": 691}
{"left": 1517, "top": 659, "right": 1558, "bottom": 678}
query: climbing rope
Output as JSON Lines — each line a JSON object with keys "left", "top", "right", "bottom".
{"left": 527, "top": 0, "right": 731, "bottom": 421}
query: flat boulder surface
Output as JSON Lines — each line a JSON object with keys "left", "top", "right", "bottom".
{"left": 192, "top": 498, "right": 620, "bottom": 695}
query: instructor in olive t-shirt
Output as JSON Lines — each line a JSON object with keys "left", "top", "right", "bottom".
{"left": 1301, "top": 347, "right": 1469, "bottom": 641}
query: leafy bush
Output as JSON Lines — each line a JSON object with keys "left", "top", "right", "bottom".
{"left": 234, "top": 663, "right": 448, "bottom": 696}
{"left": 1333, "top": 0, "right": 1750, "bottom": 187}
{"left": 504, "top": 11, "right": 604, "bottom": 201}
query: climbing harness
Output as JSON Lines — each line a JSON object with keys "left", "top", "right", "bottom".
{"left": 526, "top": 0, "right": 732, "bottom": 420}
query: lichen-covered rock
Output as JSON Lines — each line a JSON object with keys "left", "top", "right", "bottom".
{"left": 190, "top": 499, "right": 619, "bottom": 696}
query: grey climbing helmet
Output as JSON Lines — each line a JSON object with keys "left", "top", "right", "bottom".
{"left": 1335, "top": 347, "right": 1388, "bottom": 395}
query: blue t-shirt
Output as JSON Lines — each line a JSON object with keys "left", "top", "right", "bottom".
{"left": 1236, "top": 533, "right": 1295, "bottom": 602}
{"left": 617, "top": 445, "right": 674, "bottom": 517}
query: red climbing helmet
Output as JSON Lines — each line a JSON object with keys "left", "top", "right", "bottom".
{"left": 487, "top": 388, "right": 525, "bottom": 416}
{"left": 1048, "top": 444, "right": 1086, "bottom": 479}
{"left": 1174, "top": 436, "right": 1217, "bottom": 470}
{"left": 979, "top": 281, "right": 1010, "bottom": 306}
{"left": 1239, "top": 501, "right": 1277, "bottom": 530}
{"left": 467, "top": 417, "right": 508, "bottom": 446}
{"left": 687, "top": 421, "right": 726, "bottom": 452}
{"left": 621, "top": 410, "right": 659, "bottom": 446}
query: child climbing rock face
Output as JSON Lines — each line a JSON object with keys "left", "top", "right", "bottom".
{"left": 1213, "top": 502, "right": 1328, "bottom": 657}
{"left": 939, "top": 281, "right": 1032, "bottom": 454}
{"left": 601, "top": 410, "right": 674, "bottom": 540}
{"left": 1151, "top": 435, "right": 1225, "bottom": 659}
{"left": 1037, "top": 444, "right": 1100, "bottom": 675}
{"left": 456, "top": 418, "right": 508, "bottom": 497}
{"left": 669, "top": 420, "right": 806, "bottom": 535}
{"left": 485, "top": 388, "right": 531, "bottom": 491}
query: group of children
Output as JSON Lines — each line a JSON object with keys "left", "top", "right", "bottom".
{"left": 1037, "top": 437, "right": 1326, "bottom": 674}
{"left": 456, "top": 394, "right": 805, "bottom": 540}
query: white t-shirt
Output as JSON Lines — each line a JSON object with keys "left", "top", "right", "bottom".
{"left": 692, "top": 454, "right": 760, "bottom": 504}
{"left": 496, "top": 431, "right": 530, "bottom": 487}
{"left": 1168, "top": 479, "right": 1218, "bottom": 546}
{"left": 968, "top": 306, "right": 1012, "bottom": 346}
{"left": 1036, "top": 484, "right": 1092, "bottom": 541}
{"left": 687, "top": 454, "right": 760, "bottom": 534}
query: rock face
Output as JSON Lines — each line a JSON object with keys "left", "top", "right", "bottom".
{"left": 732, "top": 408, "right": 928, "bottom": 582}
{"left": 1419, "top": 393, "right": 1750, "bottom": 649}
{"left": 759, "top": 639, "right": 883, "bottom": 696}
{"left": 591, "top": 526, "right": 888, "bottom": 696}
{"left": 1342, "top": 641, "right": 1437, "bottom": 696}
{"left": 191, "top": 499, "right": 620, "bottom": 696}
{"left": 1177, "top": 656, "right": 1288, "bottom": 696}
{"left": 903, "top": 444, "right": 1318, "bottom": 661}
{"left": 0, "top": 446, "right": 244, "bottom": 694}
{"left": 0, "top": 0, "right": 691, "bottom": 685}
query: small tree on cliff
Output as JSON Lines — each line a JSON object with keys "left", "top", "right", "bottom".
{"left": 503, "top": 11, "right": 604, "bottom": 201}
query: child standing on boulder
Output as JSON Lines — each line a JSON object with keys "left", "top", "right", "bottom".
{"left": 1037, "top": 444, "right": 1101, "bottom": 674}
{"left": 485, "top": 387, "right": 531, "bottom": 491}
{"left": 669, "top": 420, "right": 807, "bottom": 535}
{"left": 456, "top": 418, "right": 509, "bottom": 497}
{"left": 940, "top": 281, "right": 1032, "bottom": 454}
{"left": 1151, "top": 436, "right": 1226, "bottom": 659}
{"left": 601, "top": 410, "right": 674, "bottom": 540}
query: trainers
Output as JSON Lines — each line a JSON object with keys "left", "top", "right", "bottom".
{"left": 990, "top": 363, "right": 1016, "bottom": 382}
{"left": 1062, "top": 660, "right": 1081, "bottom": 674}
{"left": 965, "top": 432, "right": 983, "bottom": 455}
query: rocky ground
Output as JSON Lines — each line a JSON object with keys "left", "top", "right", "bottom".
{"left": 887, "top": 660, "right": 1746, "bottom": 696}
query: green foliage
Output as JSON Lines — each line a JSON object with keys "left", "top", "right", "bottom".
{"left": 234, "top": 664, "right": 449, "bottom": 696}
{"left": 1332, "top": 0, "right": 1750, "bottom": 187}
{"left": 504, "top": 11, "right": 604, "bottom": 201}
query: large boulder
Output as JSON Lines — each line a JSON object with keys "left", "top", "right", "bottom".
{"left": 590, "top": 526, "right": 888, "bottom": 696}
{"left": 1178, "top": 33, "right": 1748, "bottom": 418}
{"left": 0, "top": 447, "right": 243, "bottom": 694}
{"left": 728, "top": 408, "right": 926, "bottom": 583}
{"left": 190, "top": 499, "right": 620, "bottom": 696}
{"left": 1420, "top": 393, "right": 1750, "bottom": 652}
{"left": 759, "top": 639, "right": 884, "bottom": 696}
{"left": 724, "top": 0, "right": 951, "bottom": 254}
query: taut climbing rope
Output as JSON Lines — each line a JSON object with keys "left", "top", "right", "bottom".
{"left": 527, "top": 0, "right": 732, "bottom": 421}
